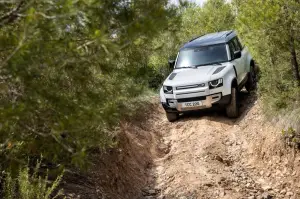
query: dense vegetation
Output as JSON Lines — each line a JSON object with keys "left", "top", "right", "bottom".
{"left": 235, "top": 0, "right": 300, "bottom": 116}
{"left": 0, "top": 0, "right": 299, "bottom": 197}
{"left": 0, "top": 0, "right": 178, "bottom": 168}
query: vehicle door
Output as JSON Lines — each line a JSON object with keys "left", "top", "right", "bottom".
{"left": 228, "top": 39, "right": 244, "bottom": 84}
{"left": 233, "top": 37, "right": 247, "bottom": 79}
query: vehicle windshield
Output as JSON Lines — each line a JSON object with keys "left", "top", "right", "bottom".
{"left": 175, "top": 44, "right": 228, "bottom": 68}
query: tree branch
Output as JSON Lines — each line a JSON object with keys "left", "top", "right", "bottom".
{"left": 0, "top": 26, "right": 26, "bottom": 68}
{"left": 23, "top": 124, "right": 75, "bottom": 154}
{"left": 0, "top": 0, "right": 25, "bottom": 27}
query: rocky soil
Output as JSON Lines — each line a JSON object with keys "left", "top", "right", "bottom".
{"left": 64, "top": 92, "right": 300, "bottom": 199}
{"left": 142, "top": 92, "right": 300, "bottom": 199}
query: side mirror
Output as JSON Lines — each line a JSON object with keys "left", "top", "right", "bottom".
{"left": 168, "top": 60, "right": 175, "bottom": 69}
{"left": 234, "top": 51, "right": 242, "bottom": 59}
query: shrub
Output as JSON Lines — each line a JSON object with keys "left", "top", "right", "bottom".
{"left": 282, "top": 127, "right": 300, "bottom": 149}
{"left": 3, "top": 162, "right": 64, "bottom": 199}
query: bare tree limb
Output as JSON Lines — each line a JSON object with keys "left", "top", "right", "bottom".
{"left": 17, "top": 12, "right": 76, "bottom": 20}
{"left": 0, "top": 0, "right": 25, "bottom": 27}
{"left": 51, "top": 133, "right": 74, "bottom": 154}
{"left": 0, "top": 25, "right": 26, "bottom": 68}
{"left": 23, "top": 124, "right": 75, "bottom": 154}
{"left": 24, "top": 125, "right": 49, "bottom": 138}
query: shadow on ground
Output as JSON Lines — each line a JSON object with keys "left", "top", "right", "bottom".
{"left": 178, "top": 91, "right": 257, "bottom": 125}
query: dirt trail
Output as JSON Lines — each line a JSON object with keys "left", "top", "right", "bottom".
{"left": 142, "top": 93, "right": 300, "bottom": 199}
{"left": 64, "top": 92, "right": 300, "bottom": 199}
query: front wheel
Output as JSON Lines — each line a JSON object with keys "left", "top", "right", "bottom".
{"left": 226, "top": 87, "right": 239, "bottom": 118}
{"left": 245, "top": 65, "right": 257, "bottom": 92}
{"left": 166, "top": 112, "right": 179, "bottom": 122}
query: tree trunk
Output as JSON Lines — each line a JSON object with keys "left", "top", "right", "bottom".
{"left": 289, "top": 34, "right": 300, "bottom": 86}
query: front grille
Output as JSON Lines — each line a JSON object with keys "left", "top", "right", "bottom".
{"left": 177, "top": 96, "right": 206, "bottom": 103}
{"left": 176, "top": 84, "right": 205, "bottom": 90}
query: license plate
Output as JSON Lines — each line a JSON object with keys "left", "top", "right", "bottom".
{"left": 182, "top": 101, "right": 203, "bottom": 108}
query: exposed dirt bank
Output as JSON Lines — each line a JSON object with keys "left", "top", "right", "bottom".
{"left": 64, "top": 93, "right": 300, "bottom": 199}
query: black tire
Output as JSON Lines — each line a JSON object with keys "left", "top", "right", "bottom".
{"left": 166, "top": 112, "right": 179, "bottom": 122}
{"left": 226, "top": 87, "right": 239, "bottom": 118}
{"left": 245, "top": 64, "right": 257, "bottom": 92}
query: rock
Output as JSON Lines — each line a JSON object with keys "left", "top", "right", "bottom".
{"left": 235, "top": 188, "right": 240, "bottom": 193}
{"left": 145, "top": 196, "right": 155, "bottom": 199}
{"left": 286, "top": 192, "right": 293, "bottom": 196}
{"left": 158, "top": 143, "right": 170, "bottom": 154}
{"left": 262, "top": 185, "right": 272, "bottom": 191}
{"left": 219, "top": 188, "right": 225, "bottom": 197}
{"left": 251, "top": 189, "right": 258, "bottom": 193}
{"left": 260, "top": 171, "right": 264, "bottom": 176}
{"left": 248, "top": 196, "right": 255, "bottom": 199}
{"left": 275, "top": 170, "right": 282, "bottom": 177}
{"left": 147, "top": 189, "right": 157, "bottom": 195}
{"left": 280, "top": 189, "right": 286, "bottom": 195}
{"left": 261, "top": 192, "right": 273, "bottom": 199}
{"left": 232, "top": 182, "right": 239, "bottom": 187}
{"left": 282, "top": 168, "right": 287, "bottom": 175}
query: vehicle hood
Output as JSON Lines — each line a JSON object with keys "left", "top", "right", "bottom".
{"left": 164, "top": 65, "right": 220, "bottom": 86}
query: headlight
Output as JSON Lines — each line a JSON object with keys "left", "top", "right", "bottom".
{"left": 163, "top": 86, "right": 173, "bottom": 94}
{"left": 209, "top": 78, "right": 223, "bottom": 89}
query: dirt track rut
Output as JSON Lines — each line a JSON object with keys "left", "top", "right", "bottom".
{"left": 142, "top": 93, "right": 300, "bottom": 199}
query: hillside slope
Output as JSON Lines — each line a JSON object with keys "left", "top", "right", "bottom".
{"left": 147, "top": 93, "right": 300, "bottom": 199}
{"left": 64, "top": 92, "right": 300, "bottom": 199}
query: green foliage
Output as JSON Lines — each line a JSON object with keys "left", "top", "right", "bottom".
{"left": 148, "top": 0, "right": 235, "bottom": 88}
{"left": 0, "top": 0, "right": 178, "bottom": 171}
{"left": 4, "top": 163, "right": 64, "bottom": 199}
{"left": 235, "top": 0, "right": 300, "bottom": 115}
{"left": 179, "top": 0, "right": 235, "bottom": 41}
{"left": 282, "top": 127, "right": 296, "bottom": 137}
{"left": 1, "top": 0, "right": 299, "bottom": 194}
{"left": 282, "top": 127, "right": 300, "bottom": 149}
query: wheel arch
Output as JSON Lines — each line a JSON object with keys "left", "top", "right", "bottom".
{"left": 222, "top": 64, "right": 238, "bottom": 96}
{"left": 231, "top": 78, "right": 238, "bottom": 88}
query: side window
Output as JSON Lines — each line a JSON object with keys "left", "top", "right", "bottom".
{"left": 228, "top": 41, "right": 235, "bottom": 59}
{"left": 236, "top": 37, "right": 244, "bottom": 49}
{"left": 233, "top": 37, "right": 242, "bottom": 51}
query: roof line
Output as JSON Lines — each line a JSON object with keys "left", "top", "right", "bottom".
{"left": 181, "top": 30, "right": 236, "bottom": 50}
{"left": 225, "top": 30, "right": 234, "bottom": 38}
{"left": 189, "top": 34, "right": 205, "bottom": 43}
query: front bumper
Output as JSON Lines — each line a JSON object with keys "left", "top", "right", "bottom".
{"left": 162, "top": 93, "right": 231, "bottom": 113}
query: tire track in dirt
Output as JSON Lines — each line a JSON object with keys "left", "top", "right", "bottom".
{"left": 142, "top": 92, "right": 300, "bottom": 199}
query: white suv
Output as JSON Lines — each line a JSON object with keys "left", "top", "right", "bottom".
{"left": 160, "top": 30, "right": 257, "bottom": 122}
